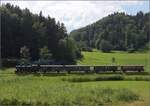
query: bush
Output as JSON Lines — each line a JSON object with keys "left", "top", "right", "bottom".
{"left": 75, "top": 50, "right": 83, "bottom": 59}
{"left": 82, "top": 47, "right": 93, "bottom": 52}
{"left": 100, "top": 40, "right": 112, "bottom": 52}
{"left": 125, "top": 76, "right": 150, "bottom": 81}
{"left": 127, "top": 48, "right": 135, "bottom": 53}
{"left": 95, "top": 75, "right": 124, "bottom": 81}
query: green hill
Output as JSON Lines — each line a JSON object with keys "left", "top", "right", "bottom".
{"left": 70, "top": 12, "right": 150, "bottom": 52}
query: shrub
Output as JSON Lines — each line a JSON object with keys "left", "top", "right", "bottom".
{"left": 128, "top": 48, "right": 135, "bottom": 53}
{"left": 125, "top": 76, "right": 150, "bottom": 81}
{"left": 95, "top": 75, "right": 124, "bottom": 81}
{"left": 82, "top": 47, "right": 93, "bottom": 52}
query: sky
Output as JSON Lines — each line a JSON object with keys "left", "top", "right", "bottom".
{"left": 1, "top": 1, "right": 149, "bottom": 33}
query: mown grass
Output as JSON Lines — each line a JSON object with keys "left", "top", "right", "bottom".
{"left": 78, "top": 50, "right": 150, "bottom": 72}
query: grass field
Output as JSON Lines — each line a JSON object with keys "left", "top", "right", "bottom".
{"left": 78, "top": 50, "right": 150, "bottom": 72}
{"left": 0, "top": 68, "right": 150, "bottom": 106}
{"left": 0, "top": 50, "right": 150, "bottom": 106}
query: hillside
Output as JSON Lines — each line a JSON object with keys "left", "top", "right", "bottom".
{"left": 70, "top": 12, "right": 150, "bottom": 51}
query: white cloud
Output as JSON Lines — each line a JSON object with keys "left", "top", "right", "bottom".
{"left": 1, "top": 1, "right": 144, "bottom": 32}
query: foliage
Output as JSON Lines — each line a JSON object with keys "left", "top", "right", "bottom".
{"left": 82, "top": 47, "right": 93, "bottom": 52}
{"left": 20, "top": 46, "right": 30, "bottom": 64}
{"left": 39, "top": 46, "right": 52, "bottom": 60}
{"left": 99, "top": 40, "right": 112, "bottom": 52}
{"left": 70, "top": 12, "right": 150, "bottom": 51}
{"left": 20, "top": 46, "right": 30, "bottom": 59}
{"left": 57, "top": 37, "right": 82, "bottom": 64}
{"left": 0, "top": 3, "right": 82, "bottom": 63}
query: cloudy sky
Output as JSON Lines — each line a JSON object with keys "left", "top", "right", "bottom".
{"left": 1, "top": 1, "right": 149, "bottom": 33}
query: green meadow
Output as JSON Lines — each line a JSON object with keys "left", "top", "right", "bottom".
{"left": 0, "top": 50, "right": 150, "bottom": 106}
{"left": 78, "top": 50, "right": 150, "bottom": 72}
{"left": 0, "top": 69, "right": 150, "bottom": 106}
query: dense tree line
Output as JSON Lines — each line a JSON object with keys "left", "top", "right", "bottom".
{"left": 70, "top": 12, "right": 150, "bottom": 52}
{"left": 1, "top": 3, "right": 82, "bottom": 64}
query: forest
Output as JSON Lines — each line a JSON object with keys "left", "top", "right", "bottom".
{"left": 1, "top": 3, "right": 82, "bottom": 64}
{"left": 1, "top": 3, "right": 150, "bottom": 66}
{"left": 70, "top": 12, "right": 150, "bottom": 52}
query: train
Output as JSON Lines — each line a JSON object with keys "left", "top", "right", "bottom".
{"left": 15, "top": 64, "right": 144, "bottom": 74}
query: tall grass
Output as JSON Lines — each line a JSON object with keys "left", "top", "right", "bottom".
{"left": 0, "top": 69, "right": 149, "bottom": 106}
{"left": 0, "top": 87, "right": 140, "bottom": 106}
{"left": 116, "top": 89, "right": 139, "bottom": 102}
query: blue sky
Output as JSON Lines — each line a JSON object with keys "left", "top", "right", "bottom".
{"left": 122, "top": 1, "right": 149, "bottom": 15}
{"left": 1, "top": 1, "right": 150, "bottom": 32}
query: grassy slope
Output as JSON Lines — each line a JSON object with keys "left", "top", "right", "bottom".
{"left": 78, "top": 50, "right": 150, "bottom": 72}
